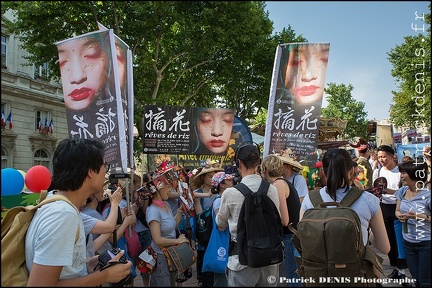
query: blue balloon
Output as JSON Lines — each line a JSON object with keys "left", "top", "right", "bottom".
{"left": 1, "top": 168, "right": 25, "bottom": 196}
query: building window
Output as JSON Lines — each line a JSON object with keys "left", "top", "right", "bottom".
{"left": 1, "top": 147, "right": 9, "bottom": 169}
{"left": 1, "top": 102, "right": 11, "bottom": 130}
{"left": 35, "top": 110, "right": 51, "bottom": 132}
{"left": 1, "top": 35, "right": 6, "bottom": 68}
{"left": 34, "top": 149, "right": 50, "bottom": 169}
{"left": 34, "top": 62, "right": 49, "bottom": 80}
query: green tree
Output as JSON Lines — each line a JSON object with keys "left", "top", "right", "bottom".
{"left": 387, "top": 6, "right": 431, "bottom": 133}
{"left": 322, "top": 83, "right": 368, "bottom": 140}
{"left": 2, "top": 1, "right": 310, "bottom": 159}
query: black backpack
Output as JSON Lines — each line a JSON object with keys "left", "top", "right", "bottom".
{"left": 235, "top": 180, "right": 284, "bottom": 268}
{"left": 196, "top": 196, "right": 218, "bottom": 247}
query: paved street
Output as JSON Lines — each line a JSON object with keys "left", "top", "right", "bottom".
{"left": 132, "top": 248, "right": 414, "bottom": 287}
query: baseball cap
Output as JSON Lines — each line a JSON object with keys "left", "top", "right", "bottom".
{"left": 211, "top": 172, "right": 234, "bottom": 189}
{"left": 236, "top": 143, "right": 260, "bottom": 161}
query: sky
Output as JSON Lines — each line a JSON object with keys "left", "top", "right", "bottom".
{"left": 265, "top": 1, "right": 430, "bottom": 121}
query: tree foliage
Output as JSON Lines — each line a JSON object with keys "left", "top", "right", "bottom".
{"left": 322, "top": 83, "right": 368, "bottom": 140}
{"left": 2, "top": 1, "right": 313, "bottom": 163}
{"left": 2, "top": 2, "right": 306, "bottom": 125}
{"left": 387, "top": 5, "right": 431, "bottom": 133}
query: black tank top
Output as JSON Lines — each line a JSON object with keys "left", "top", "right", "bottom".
{"left": 275, "top": 177, "right": 301, "bottom": 235}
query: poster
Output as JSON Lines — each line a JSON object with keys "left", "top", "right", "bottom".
{"left": 143, "top": 106, "right": 252, "bottom": 169}
{"left": 56, "top": 29, "right": 128, "bottom": 173}
{"left": 263, "top": 42, "right": 330, "bottom": 164}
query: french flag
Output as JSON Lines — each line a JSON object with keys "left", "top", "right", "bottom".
{"left": 1, "top": 110, "right": 5, "bottom": 127}
{"left": 38, "top": 119, "right": 42, "bottom": 131}
{"left": 49, "top": 119, "right": 54, "bottom": 133}
{"left": 6, "top": 111, "right": 12, "bottom": 129}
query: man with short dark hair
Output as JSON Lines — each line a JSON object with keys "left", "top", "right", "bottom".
{"left": 373, "top": 145, "right": 407, "bottom": 281}
{"left": 216, "top": 144, "right": 280, "bottom": 286}
{"left": 25, "top": 138, "right": 133, "bottom": 286}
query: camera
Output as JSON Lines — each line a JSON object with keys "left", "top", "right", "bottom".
{"left": 98, "top": 248, "right": 133, "bottom": 287}
{"left": 225, "top": 165, "right": 242, "bottom": 185}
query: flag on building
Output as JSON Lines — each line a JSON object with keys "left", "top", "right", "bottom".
{"left": 44, "top": 117, "right": 48, "bottom": 128}
{"left": 38, "top": 119, "right": 42, "bottom": 131}
{"left": 1, "top": 109, "right": 5, "bottom": 127}
{"left": 49, "top": 119, "right": 54, "bottom": 133}
{"left": 6, "top": 111, "right": 12, "bottom": 129}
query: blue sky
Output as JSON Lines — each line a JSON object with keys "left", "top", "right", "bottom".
{"left": 265, "top": 1, "right": 430, "bottom": 120}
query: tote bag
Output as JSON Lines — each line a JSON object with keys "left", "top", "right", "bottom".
{"left": 202, "top": 208, "right": 230, "bottom": 274}
{"left": 124, "top": 228, "right": 142, "bottom": 259}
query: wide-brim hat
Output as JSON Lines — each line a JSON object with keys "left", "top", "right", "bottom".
{"left": 190, "top": 164, "right": 224, "bottom": 190}
{"left": 276, "top": 148, "right": 303, "bottom": 171}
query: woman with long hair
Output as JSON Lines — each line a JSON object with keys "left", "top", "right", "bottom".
{"left": 301, "top": 148, "right": 390, "bottom": 254}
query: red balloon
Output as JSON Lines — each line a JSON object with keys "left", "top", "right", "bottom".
{"left": 25, "top": 165, "right": 52, "bottom": 193}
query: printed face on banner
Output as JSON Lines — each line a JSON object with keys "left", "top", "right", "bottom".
{"left": 57, "top": 30, "right": 128, "bottom": 174}
{"left": 58, "top": 35, "right": 110, "bottom": 111}
{"left": 265, "top": 43, "right": 330, "bottom": 164}
{"left": 143, "top": 105, "right": 235, "bottom": 156}
{"left": 144, "top": 106, "right": 252, "bottom": 170}
{"left": 194, "top": 108, "right": 235, "bottom": 155}
{"left": 283, "top": 44, "right": 329, "bottom": 106}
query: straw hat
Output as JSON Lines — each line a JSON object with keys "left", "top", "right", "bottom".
{"left": 190, "top": 164, "right": 224, "bottom": 190}
{"left": 276, "top": 148, "right": 303, "bottom": 171}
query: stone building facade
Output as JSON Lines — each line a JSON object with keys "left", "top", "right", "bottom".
{"left": 1, "top": 11, "right": 69, "bottom": 171}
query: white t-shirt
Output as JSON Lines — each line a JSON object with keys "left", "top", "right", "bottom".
{"left": 25, "top": 199, "right": 87, "bottom": 278}
{"left": 372, "top": 166, "right": 400, "bottom": 204}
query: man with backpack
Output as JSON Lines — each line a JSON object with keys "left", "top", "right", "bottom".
{"left": 24, "top": 138, "right": 132, "bottom": 286}
{"left": 216, "top": 143, "right": 282, "bottom": 287}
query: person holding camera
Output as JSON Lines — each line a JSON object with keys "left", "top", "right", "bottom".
{"left": 146, "top": 173, "right": 189, "bottom": 287}
{"left": 25, "top": 138, "right": 132, "bottom": 286}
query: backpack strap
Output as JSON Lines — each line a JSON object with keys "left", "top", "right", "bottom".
{"left": 235, "top": 180, "right": 270, "bottom": 197}
{"left": 37, "top": 194, "right": 80, "bottom": 243}
{"left": 235, "top": 183, "right": 253, "bottom": 197}
{"left": 309, "top": 187, "right": 363, "bottom": 208}
{"left": 37, "top": 190, "right": 48, "bottom": 204}
{"left": 308, "top": 189, "right": 322, "bottom": 208}
{"left": 235, "top": 180, "right": 270, "bottom": 206}
{"left": 339, "top": 186, "right": 363, "bottom": 207}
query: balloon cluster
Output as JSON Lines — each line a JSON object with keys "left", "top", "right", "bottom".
{"left": 1, "top": 165, "right": 52, "bottom": 196}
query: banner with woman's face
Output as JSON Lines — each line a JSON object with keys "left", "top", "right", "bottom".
{"left": 143, "top": 105, "right": 253, "bottom": 169}
{"left": 56, "top": 29, "right": 128, "bottom": 173}
{"left": 264, "top": 42, "right": 330, "bottom": 164}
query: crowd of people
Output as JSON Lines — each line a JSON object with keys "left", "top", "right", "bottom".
{"left": 21, "top": 138, "right": 430, "bottom": 287}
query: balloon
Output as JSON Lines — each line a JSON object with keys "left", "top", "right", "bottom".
{"left": 25, "top": 165, "right": 52, "bottom": 193}
{"left": 1, "top": 168, "right": 25, "bottom": 196}
{"left": 18, "top": 170, "right": 27, "bottom": 192}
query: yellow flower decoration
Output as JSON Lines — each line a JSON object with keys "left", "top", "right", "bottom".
{"left": 356, "top": 164, "right": 368, "bottom": 187}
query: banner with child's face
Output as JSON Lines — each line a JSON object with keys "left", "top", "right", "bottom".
{"left": 56, "top": 29, "right": 128, "bottom": 173}
{"left": 264, "top": 42, "right": 330, "bottom": 164}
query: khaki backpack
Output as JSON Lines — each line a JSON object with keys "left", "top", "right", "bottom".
{"left": 1, "top": 191, "right": 79, "bottom": 287}
{"left": 289, "top": 187, "right": 384, "bottom": 287}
